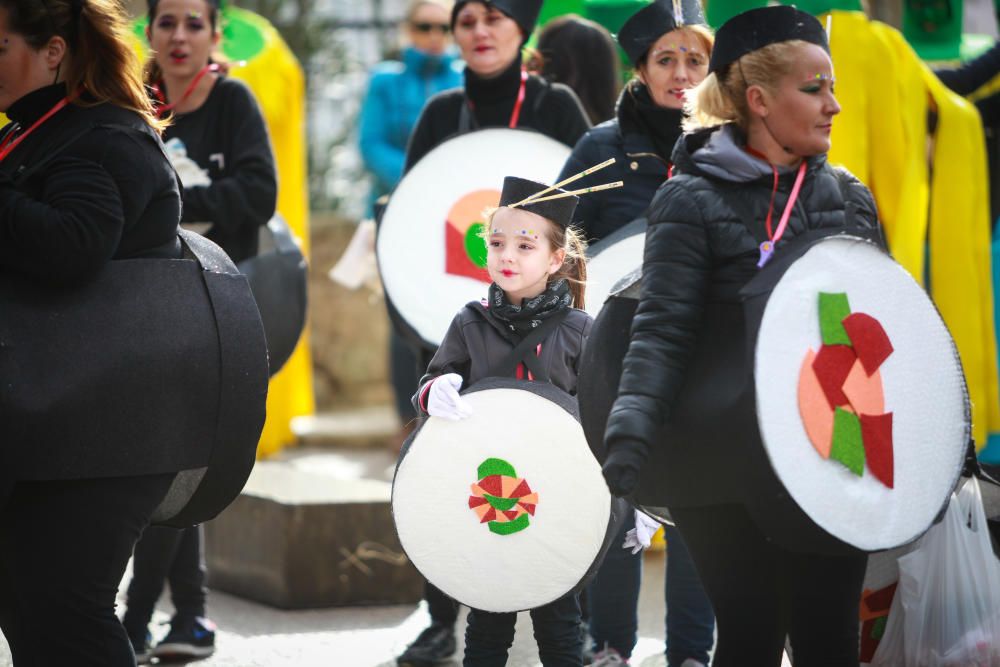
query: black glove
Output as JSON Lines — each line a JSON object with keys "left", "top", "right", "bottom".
{"left": 601, "top": 439, "right": 648, "bottom": 497}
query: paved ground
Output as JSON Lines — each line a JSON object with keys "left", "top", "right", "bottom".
{"left": 0, "top": 443, "right": 685, "bottom": 667}
{"left": 0, "top": 550, "right": 674, "bottom": 667}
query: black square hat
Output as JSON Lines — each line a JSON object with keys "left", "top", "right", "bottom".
{"left": 617, "top": 0, "right": 707, "bottom": 65}
{"left": 451, "top": 0, "right": 543, "bottom": 42}
{"left": 499, "top": 176, "right": 579, "bottom": 228}
{"left": 708, "top": 5, "right": 829, "bottom": 74}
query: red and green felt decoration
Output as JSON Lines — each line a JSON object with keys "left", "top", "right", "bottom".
{"left": 859, "top": 582, "right": 898, "bottom": 662}
{"left": 797, "top": 292, "right": 896, "bottom": 488}
{"left": 468, "top": 457, "right": 539, "bottom": 536}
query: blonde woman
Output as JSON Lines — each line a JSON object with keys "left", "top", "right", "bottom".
{"left": 602, "top": 7, "right": 881, "bottom": 665}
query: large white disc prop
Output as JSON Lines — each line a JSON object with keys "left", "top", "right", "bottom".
{"left": 378, "top": 129, "right": 571, "bottom": 347}
{"left": 584, "top": 219, "right": 646, "bottom": 318}
{"left": 755, "top": 236, "right": 969, "bottom": 551}
{"left": 392, "top": 381, "right": 613, "bottom": 612}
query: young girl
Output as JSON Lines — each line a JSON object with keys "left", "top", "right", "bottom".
{"left": 413, "top": 176, "right": 590, "bottom": 666}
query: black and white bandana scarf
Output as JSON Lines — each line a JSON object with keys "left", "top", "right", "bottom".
{"left": 487, "top": 279, "right": 571, "bottom": 336}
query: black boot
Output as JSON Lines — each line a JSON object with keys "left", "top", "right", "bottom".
{"left": 397, "top": 622, "right": 457, "bottom": 666}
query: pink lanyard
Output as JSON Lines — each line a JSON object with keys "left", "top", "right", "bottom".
{"left": 757, "top": 161, "right": 807, "bottom": 268}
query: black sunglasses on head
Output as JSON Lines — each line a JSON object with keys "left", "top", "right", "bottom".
{"left": 412, "top": 21, "right": 451, "bottom": 33}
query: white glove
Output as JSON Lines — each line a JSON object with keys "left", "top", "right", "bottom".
{"left": 622, "top": 509, "right": 662, "bottom": 554}
{"left": 426, "top": 373, "right": 473, "bottom": 421}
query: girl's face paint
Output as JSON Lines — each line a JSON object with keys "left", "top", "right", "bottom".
{"left": 486, "top": 208, "right": 565, "bottom": 305}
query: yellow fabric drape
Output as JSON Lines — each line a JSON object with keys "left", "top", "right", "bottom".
{"left": 823, "top": 11, "right": 999, "bottom": 446}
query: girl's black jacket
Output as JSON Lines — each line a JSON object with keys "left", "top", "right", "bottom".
{"left": 0, "top": 83, "right": 181, "bottom": 283}
{"left": 412, "top": 301, "right": 592, "bottom": 414}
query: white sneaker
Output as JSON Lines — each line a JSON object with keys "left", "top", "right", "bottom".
{"left": 590, "top": 648, "right": 629, "bottom": 666}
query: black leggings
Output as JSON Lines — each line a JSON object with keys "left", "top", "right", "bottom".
{"left": 123, "top": 524, "right": 207, "bottom": 638}
{"left": 670, "top": 504, "right": 867, "bottom": 667}
{"left": 0, "top": 474, "right": 173, "bottom": 666}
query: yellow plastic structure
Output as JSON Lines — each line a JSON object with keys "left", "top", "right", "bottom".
{"left": 133, "top": 7, "right": 315, "bottom": 457}
{"left": 823, "top": 10, "right": 999, "bottom": 447}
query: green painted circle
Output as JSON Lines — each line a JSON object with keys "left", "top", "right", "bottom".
{"left": 465, "top": 222, "right": 488, "bottom": 268}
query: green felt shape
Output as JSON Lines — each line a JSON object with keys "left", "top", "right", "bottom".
{"left": 819, "top": 292, "right": 853, "bottom": 346}
{"left": 484, "top": 494, "right": 519, "bottom": 511}
{"left": 465, "top": 223, "right": 488, "bottom": 268}
{"left": 872, "top": 616, "right": 887, "bottom": 641}
{"left": 478, "top": 458, "right": 517, "bottom": 480}
{"left": 830, "top": 408, "right": 865, "bottom": 476}
{"left": 489, "top": 514, "right": 530, "bottom": 535}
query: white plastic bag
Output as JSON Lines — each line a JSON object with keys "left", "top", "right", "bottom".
{"left": 872, "top": 477, "right": 1000, "bottom": 666}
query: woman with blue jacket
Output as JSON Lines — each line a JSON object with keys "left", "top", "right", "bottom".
{"left": 557, "top": 2, "right": 716, "bottom": 666}
{"left": 359, "top": 0, "right": 463, "bottom": 208}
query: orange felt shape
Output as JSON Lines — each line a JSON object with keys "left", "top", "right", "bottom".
{"left": 812, "top": 344, "right": 858, "bottom": 409}
{"left": 842, "top": 359, "right": 885, "bottom": 416}
{"left": 843, "top": 312, "right": 894, "bottom": 376}
{"left": 861, "top": 412, "right": 895, "bottom": 489}
{"left": 799, "top": 348, "right": 835, "bottom": 458}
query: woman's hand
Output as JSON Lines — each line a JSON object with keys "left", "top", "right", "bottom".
{"left": 601, "top": 439, "right": 647, "bottom": 497}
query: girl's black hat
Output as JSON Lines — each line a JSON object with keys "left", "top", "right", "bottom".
{"left": 617, "top": 0, "right": 706, "bottom": 66}
{"left": 708, "top": 6, "right": 829, "bottom": 74}
{"left": 451, "top": 0, "right": 543, "bottom": 43}
{"left": 500, "top": 176, "right": 579, "bottom": 228}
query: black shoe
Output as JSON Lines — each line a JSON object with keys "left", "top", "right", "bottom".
{"left": 397, "top": 623, "right": 456, "bottom": 666}
{"left": 128, "top": 630, "right": 153, "bottom": 665}
{"left": 152, "top": 616, "right": 216, "bottom": 661}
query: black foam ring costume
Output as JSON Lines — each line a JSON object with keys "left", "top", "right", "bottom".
{"left": 450, "top": 0, "right": 542, "bottom": 41}
{"left": 707, "top": 5, "right": 830, "bottom": 74}
{"left": 0, "top": 103, "right": 269, "bottom": 527}
{"left": 616, "top": 0, "right": 706, "bottom": 65}
{"left": 499, "top": 175, "right": 579, "bottom": 226}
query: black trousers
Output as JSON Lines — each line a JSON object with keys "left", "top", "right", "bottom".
{"left": 123, "top": 524, "right": 207, "bottom": 637}
{"left": 464, "top": 593, "right": 583, "bottom": 667}
{"left": 426, "top": 581, "right": 460, "bottom": 626}
{"left": 670, "top": 504, "right": 867, "bottom": 667}
{"left": 0, "top": 474, "right": 173, "bottom": 666}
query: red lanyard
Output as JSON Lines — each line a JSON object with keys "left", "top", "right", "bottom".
{"left": 745, "top": 146, "right": 807, "bottom": 268}
{"left": 467, "top": 68, "right": 528, "bottom": 129}
{"left": 0, "top": 96, "right": 71, "bottom": 164}
{"left": 508, "top": 69, "right": 527, "bottom": 128}
{"left": 152, "top": 64, "right": 219, "bottom": 117}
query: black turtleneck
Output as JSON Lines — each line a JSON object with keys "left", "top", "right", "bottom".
{"left": 403, "top": 56, "right": 591, "bottom": 173}
{"left": 617, "top": 83, "right": 685, "bottom": 163}
{"left": 0, "top": 84, "right": 181, "bottom": 283}
{"left": 556, "top": 81, "right": 687, "bottom": 243}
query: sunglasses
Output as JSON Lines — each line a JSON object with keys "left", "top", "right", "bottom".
{"left": 412, "top": 22, "right": 451, "bottom": 34}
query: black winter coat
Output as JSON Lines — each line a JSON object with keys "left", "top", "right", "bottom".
{"left": 413, "top": 302, "right": 592, "bottom": 413}
{"left": 404, "top": 57, "right": 591, "bottom": 172}
{"left": 0, "top": 84, "right": 181, "bottom": 283}
{"left": 559, "top": 88, "right": 679, "bottom": 244}
{"left": 605, "top": 125, "right": 883, "bottom": 508}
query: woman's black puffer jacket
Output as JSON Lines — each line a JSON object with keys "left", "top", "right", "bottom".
{"left": 604, "top": 124, "right": 883, "bottom": 507}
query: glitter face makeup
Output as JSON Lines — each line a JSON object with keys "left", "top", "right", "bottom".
{"left": 187, "top": 11, "right": 202, "bottom": 19}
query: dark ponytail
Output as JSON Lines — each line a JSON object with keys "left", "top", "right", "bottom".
{"left": 0, "top": 0, "right": 164, "bottom": 130}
